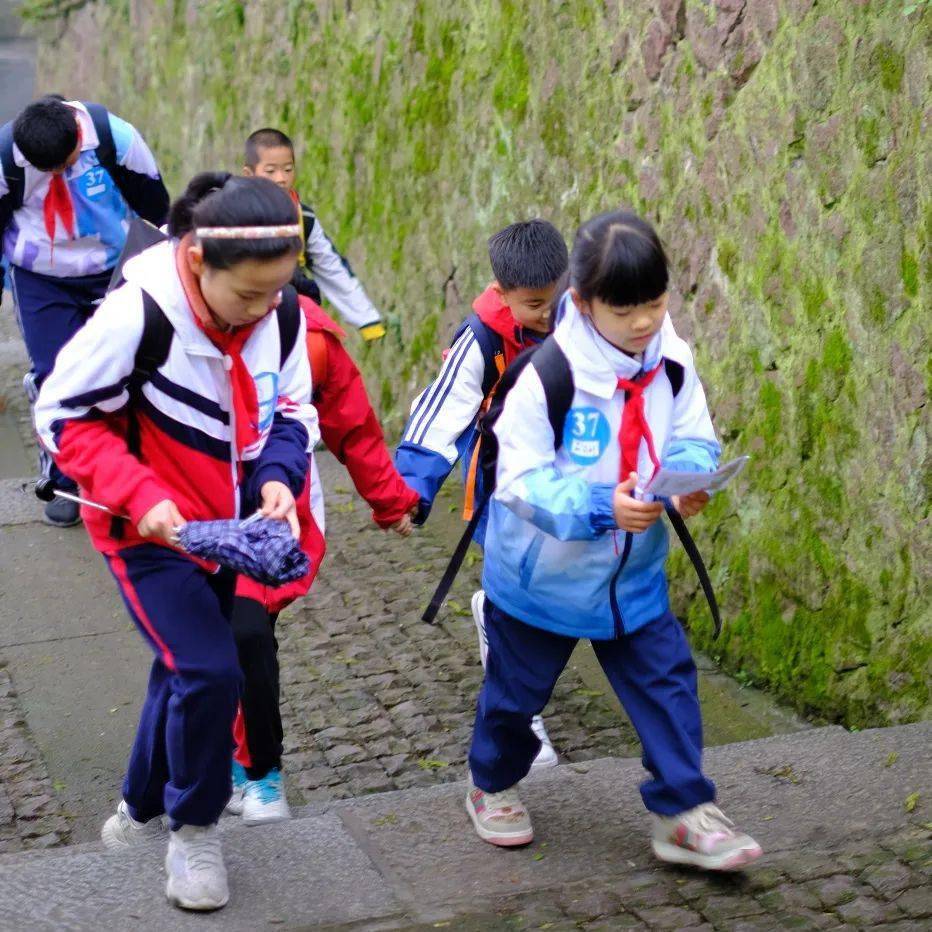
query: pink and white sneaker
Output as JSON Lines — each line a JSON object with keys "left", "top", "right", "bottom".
{"left": 651, "top": 802, "right": 763, "bottom": 871}
{"left": 465, "top": 775, "right": 534, "bottom": 847}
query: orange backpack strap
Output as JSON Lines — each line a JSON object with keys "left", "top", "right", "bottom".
{"left": 462, "top": 352, "right": 506, "bottom": 521}
{"left": 306, "top": 329, "right": 329, "bottom": 395}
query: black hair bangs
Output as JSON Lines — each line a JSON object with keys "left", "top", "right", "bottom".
{"left": 571, "top": 210, "right": 669, "bottom": 307}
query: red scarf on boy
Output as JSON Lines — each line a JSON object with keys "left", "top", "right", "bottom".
{"left": 43, "top": 125, "right": 81, "bottom": 264}
{"left": 472, "top": 286, "right": 539, "bottom": 368}
{"left": 175, "top": 239, "right": 262, "bottom": 456}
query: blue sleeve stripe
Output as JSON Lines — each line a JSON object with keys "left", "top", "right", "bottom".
{"left": 404, "top": 330, "right": 475, "bottom": 445}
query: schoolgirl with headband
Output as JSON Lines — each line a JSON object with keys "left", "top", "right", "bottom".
{"left": 34, "top": 172, "right": 317, "bottom": 911}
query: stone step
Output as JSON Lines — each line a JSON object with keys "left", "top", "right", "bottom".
{"left": 0, "top": 723, "right": 928, "bottom": 930}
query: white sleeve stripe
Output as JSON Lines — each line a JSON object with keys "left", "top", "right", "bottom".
{"left": 404, "top": 330, "right": 476, "bottom": 444}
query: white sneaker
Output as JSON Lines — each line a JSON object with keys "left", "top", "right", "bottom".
{"left": 651, "top": 802, "right": 763, "bottom": 871}
{"left": 101, "top": 800, "right": 166, "bottom": 849}
{"left": 471, "top": 589, "right": 488, "bottom": 668}
{"left": 165, "top": 824, "right": 229, "bottom": 911}
{"left": 530, "top": 715, "right": 559, "bottom": 768}
{"left": 225, "top": 760, "right": 248, "bottom": 816}
{"left": 242, "top": 768, "right": 291, "bottom": 826}
{"left": 465, "top": 774, "right": 533, "bottom": 847}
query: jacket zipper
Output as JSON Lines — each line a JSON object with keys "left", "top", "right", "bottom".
{"left": 609, "top": 531, "right": 634, "bottom": 638}
{"left": 223, "top": 353, "right": 241, "bottom": 518}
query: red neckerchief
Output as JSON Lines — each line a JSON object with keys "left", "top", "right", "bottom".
{"left": 43, "top": 124, "right": 81, "bottom": 265}
{"left": 175, "top": 238, "right": 261, "bottom": 456}
{"left": 472, "top": 286, "right": 540, "bottom": 368}
{"left": 616, "top": 363, "right": 664, "bottom": 482}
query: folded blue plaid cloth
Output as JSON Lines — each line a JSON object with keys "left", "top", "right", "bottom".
{"left": 178, "top": 517, "right": 310, "bottom": 586}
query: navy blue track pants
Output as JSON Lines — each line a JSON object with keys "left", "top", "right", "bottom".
{"left": 469, "top": 598, "right": 716, "bottom": 816}
{"left": 106, "top": 544, "right": 241, "bottom": 827}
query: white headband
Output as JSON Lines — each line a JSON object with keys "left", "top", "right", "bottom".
{"left": 195, "top": 224, "right": 302, "bottom": 240}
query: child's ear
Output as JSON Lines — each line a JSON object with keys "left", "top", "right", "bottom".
{"left": 569, "top": 287, "right": 589, "bottom": 315}
{"left": 186, "top": 244, "right": 206, "bottom": 277}
{"left": 242, "top": 165, "right": 255, "bottom": 177}
{"left": 490, "top": 280, "right": 505, "bottom": 297}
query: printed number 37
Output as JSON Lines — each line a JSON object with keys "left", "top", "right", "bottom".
{"left": 572, "top": 411, "right": 600, "bottom": 437}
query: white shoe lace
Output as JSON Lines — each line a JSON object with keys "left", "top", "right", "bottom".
{"left": 679, "top": 803, "right": 735, "bottom": 837}
{"left": 483, "top": 786, "right": 524, "bottom": 812}
{"left": 179, "top": 828, "right": 224, "bottom": 875}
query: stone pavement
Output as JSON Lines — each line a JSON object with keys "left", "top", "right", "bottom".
{"left": 0, "top": 723, "right": 927, "bottom": 930}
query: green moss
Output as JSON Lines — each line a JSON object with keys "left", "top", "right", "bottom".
{"left": 871, "top": 41, "right": 905, "bottom": 94}
{"left": 901, "top": 249, "right": 919, "bottom": 297}
{"left": 800, "top": 276, "right": 828, "bottom": 322}
{"left": 717, "top": 237, "right": 739, "bottom": 281}
{"left": 492, "top": 37, "right": 530, "bottom": 121}
{"left": 867, "top": 288, "right": 887, "bottom": 325}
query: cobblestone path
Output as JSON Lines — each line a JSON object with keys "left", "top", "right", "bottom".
{"left": 277, "top": 456, "right": 644, "bottom": 805}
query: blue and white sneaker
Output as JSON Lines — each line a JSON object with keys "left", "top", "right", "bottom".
{"left": 242, "top": 769, "right": 291, "bottom": 826}
{"left": 225, "top": 761, "right": 248, "bottom": 816}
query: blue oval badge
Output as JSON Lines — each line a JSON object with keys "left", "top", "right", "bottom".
{"left": 563, "top": 406, "right": 610, "bottom": 466}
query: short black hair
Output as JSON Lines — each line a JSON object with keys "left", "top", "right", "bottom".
{"left": 244, "top": 128, "right": 294, "bottom": 167}
{"left": 570, "top": 210, "right": 669, "bottom": 306}
{"left": 487, "top": 219, "right": 569, "bottom": 291}
{"left": 13, "top": 98, "right": 79, "bottom": 171}
{"left": 168, "top": 171, "right": 302, "bottom": 270}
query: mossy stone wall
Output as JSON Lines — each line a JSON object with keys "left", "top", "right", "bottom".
{"left": 35, "top": 0, "right": 930, "bottom": 725}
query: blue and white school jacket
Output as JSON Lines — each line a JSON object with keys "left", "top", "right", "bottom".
{"left": 482, "top": 299, "right": 720, "bottom": 640}
{"left": 1, "top": 102, "right": 166, "bottom": 278}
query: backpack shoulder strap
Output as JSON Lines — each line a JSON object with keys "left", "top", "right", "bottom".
{"left": 663, "top": 358, "right": 684, "bottom": 398}
{"left": 276, "top": 285, "right": 302, "bottom": 370}
{"left": 83, "top": 102, "right": 118, "bottom": 174}
{"left": 461, "top": 313, "right": 505, "bottom": 397}
{"left": 111, "top": 287, "right": 172, "bottom": 540}
{"left": 129, "top": 289, "right": 174, "bottom": 393}
{"left": 118, "top": 285, "right": 174, "bottom": 534}
{"left": 530, "top": 336, "right": 575, "bottom": 449}
{"left": 0, "top": 119, "right": 25, "bottom": 232}
{"left": 663, "top": 501, "right": 722, "bottom": 639}
{"left": 108, "top": 217, "right": 168, "bottom": 292}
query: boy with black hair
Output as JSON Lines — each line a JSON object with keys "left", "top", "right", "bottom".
{"left": 0, "top": 96, "right": 169, "bottom": 526}
{"left": 395, "top": 219, "right": 568, "bottom": 768}
{"left": 243, "top": 128, "right": 385, "bottom": 342}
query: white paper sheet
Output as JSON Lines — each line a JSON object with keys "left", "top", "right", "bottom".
{"left": 644, "top": 455, "right": 750, "bottom": 498}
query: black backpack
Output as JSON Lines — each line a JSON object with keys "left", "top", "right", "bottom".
{"left": 422, "top": 336, "right": 722, "bottom": 638}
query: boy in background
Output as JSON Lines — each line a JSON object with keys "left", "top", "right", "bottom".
{"left": 395, "top": 220, "right": 569, "bottom": 768}
{"left": 0, "top": 96, "right": 169, "bottom": 525}
{"left": 243, "top": 128, "right": 385, "bottom": 342}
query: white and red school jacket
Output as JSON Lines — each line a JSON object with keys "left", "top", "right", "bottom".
{"left": 34, "top": 239, "right": 319, "bottom": 556}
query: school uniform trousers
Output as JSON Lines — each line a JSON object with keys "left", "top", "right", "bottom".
{"left": 469, "top": 597, "right": 716, "bottom": 817}
{"left": 230, "top": 596, "right": 283, "bottom": 780}
{"left": 106, "top": 543, "right": 241, "bottom": 827}
{"left": 11, "top": 264, "right": 111, "bottom": 492}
